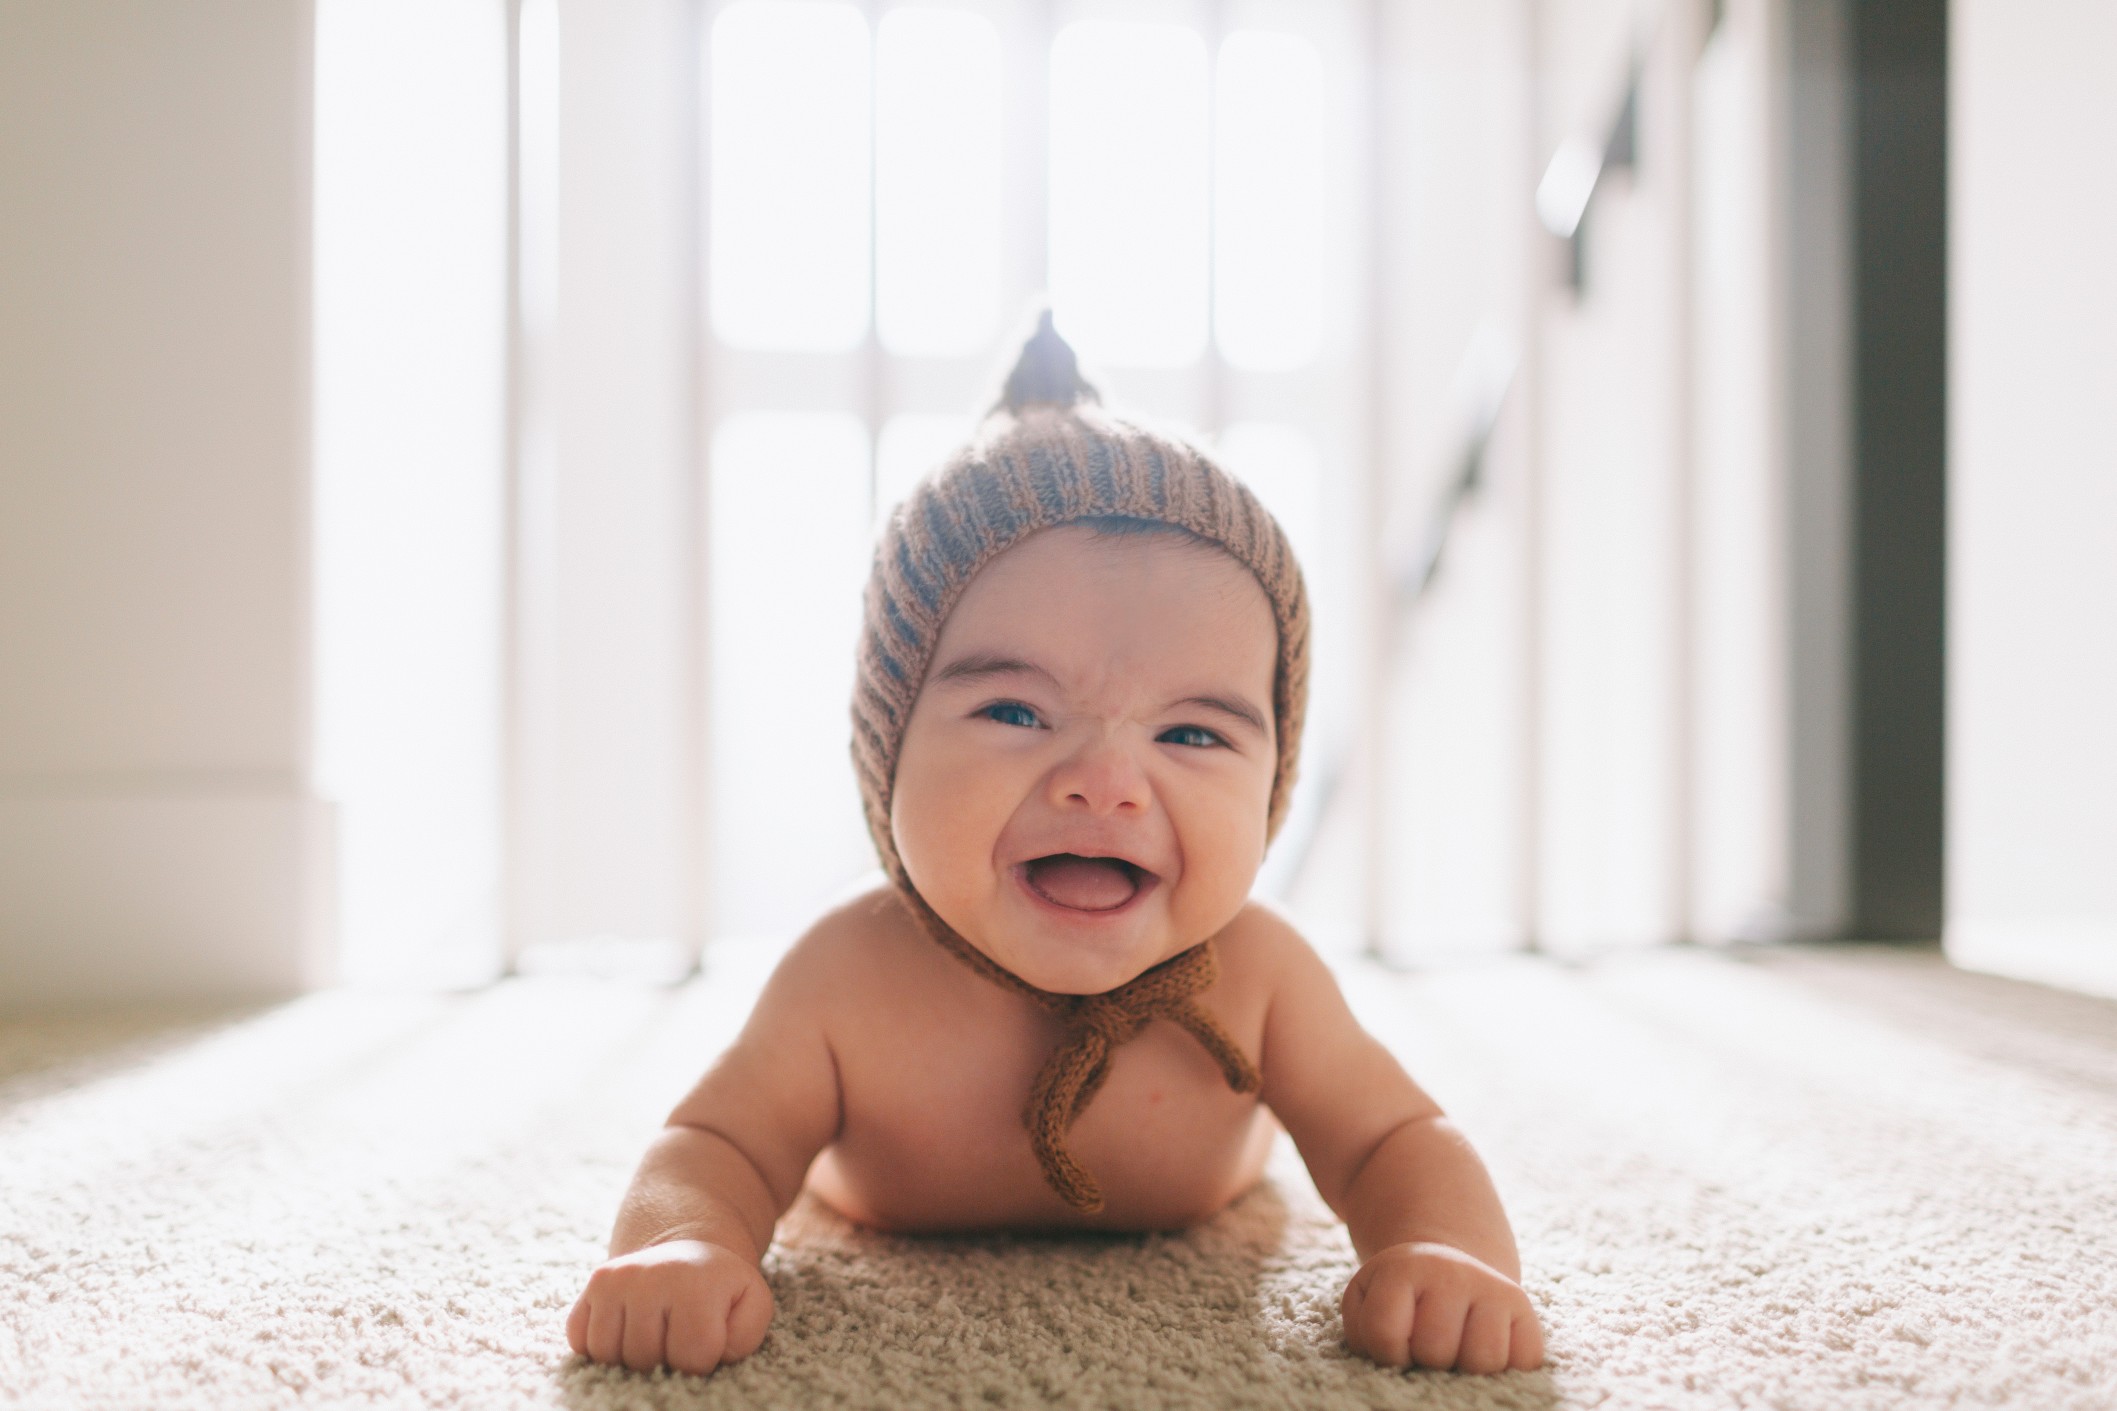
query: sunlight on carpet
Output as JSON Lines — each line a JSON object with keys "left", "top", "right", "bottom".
{"left": 3, "top": 945, "right": 2114, "bottom": 1409}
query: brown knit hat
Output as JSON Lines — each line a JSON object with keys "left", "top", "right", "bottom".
{"left": 850, "top": 311, "right": 1311, "bottom": 1213}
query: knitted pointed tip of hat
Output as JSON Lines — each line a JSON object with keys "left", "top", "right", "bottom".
{"left": 993, "top": 309, "right": 1101, "bottom": 415}
{"left": 852, "top": 312, "right": 1306, "bottom": 1213}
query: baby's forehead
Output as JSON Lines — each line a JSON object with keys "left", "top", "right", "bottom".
{"left": 927, "top": 523, "right": 1277, "bottom": 683}
{"left": 965, "top": 521, "right": 1267, "bottom": 610}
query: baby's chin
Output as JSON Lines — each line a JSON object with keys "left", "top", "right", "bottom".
{"left": 986, "top": 944, "right": 1172, "bottom": 996}
{"left": 964, "top": 914, "right": 1194, "bottom": 996}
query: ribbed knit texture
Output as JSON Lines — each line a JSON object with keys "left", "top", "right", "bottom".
{"left": 851, "top": 314, "right": 1308, "bottom": 1213}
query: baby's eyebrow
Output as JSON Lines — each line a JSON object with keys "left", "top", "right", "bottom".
{"left": 930, "top": 652, "right": 1060, "bottom": 690}
{"left": 1172, "top": 693, "right": 1269, "bottom": 735}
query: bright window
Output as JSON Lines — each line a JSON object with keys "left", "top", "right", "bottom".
{"left": 708, "top": 1, "right": 871, "bottom": 351}
{"left": 313, "top": 0, "right": 509, "bottom": 985}
{"left": 709, "top": 414, "right": 876, "bottom": 938}
{"left": 1048, "top": 20, "right": 1212, "bottom": 367}
{"left": 1215, "top": 32, "right": 1325, "bottom": 369}
{"left": 876, "top": 8, "right": 1005, "bottom": 356}
{"left": 1216, "top": 421, "right": 1325, "bottom": 571}
{"left": 876, "top": 413, "right": 978, "bottom": 530}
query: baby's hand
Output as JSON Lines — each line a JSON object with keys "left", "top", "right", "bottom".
{"left": 1341, "top": 1241, "right": 1544, "bottom": 1374}
{"left": 566, "top": 1239, "right": 774, "bottom": 1376}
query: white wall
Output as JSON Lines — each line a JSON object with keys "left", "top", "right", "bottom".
{"left": 0, "top": 1, "right": 329, "bottom": 1006}
{"left": 1688, "top": 0, "right": 1855, "bottom": 945}
{"left": 1948, "top": 0, "right": 2117, "bottom": 997}
{"left": 1362, "top": 0, "right": 1533, "bottom": 960}
{"left": 520, "top": 0, "right": 700, "bottom": 960}
{"left": 1534, "top": 0, "right": 1690, "bottom": 954}
{"left": 1364, "top": 0, "right": 1858, "bottom": 957}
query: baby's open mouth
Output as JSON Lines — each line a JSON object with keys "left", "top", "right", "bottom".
{"left": 1021, "top": 854, "right": 1152, "bottom": 913}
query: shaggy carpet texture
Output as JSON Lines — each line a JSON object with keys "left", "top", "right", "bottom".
{"left": 3, "top": 943, "right": 2115, "bottom": 1410}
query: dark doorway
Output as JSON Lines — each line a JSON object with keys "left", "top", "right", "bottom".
{"left": 1849, "top": 0, "right": 1947, "bottom": 939}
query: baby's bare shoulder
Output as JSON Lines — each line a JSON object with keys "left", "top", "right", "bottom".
{"left": 1210, "top": 899, "right": 1334, "bottom": 1012}
{"left": 1216, "top": 899, "right": 1323, "bottom": 973}
{"left": 760, "top": 883, "right": 944, "bottom": 1011}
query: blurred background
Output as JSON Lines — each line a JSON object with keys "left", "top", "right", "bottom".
{"left": 0, "top": 0, "right": 2109, "bottom": 1004}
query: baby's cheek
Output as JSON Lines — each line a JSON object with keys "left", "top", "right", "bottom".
{"left": 893, "top": 745, "right": 1013, "bottom": 902}
{"left": 1171, "top": 792, "right": 1269, "bottom": 924}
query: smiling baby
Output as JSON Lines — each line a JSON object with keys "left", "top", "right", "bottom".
{"left": 566, "top": 315, "right": 1545, "bottom": 1379}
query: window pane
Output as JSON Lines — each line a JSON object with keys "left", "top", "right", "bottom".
{"left": 708, "top": 2, "right": 870, "bottom": 351}
{"left": 709, "top": 414, "right": 876, "bottom": 941}
{"left": 313, "top": 0, "right": 508, "bottom": 985}
{"left": 1049, "top": 21, "right": 1210, "bottom": 367}
{"left": 877, "top": 9, "right": 1003, "bottom": 357}
{"left": 875, "top": 413, "right": 976, "bottom": 529}
{"left": 1214, "top": 422, "right": 1323, "bottom": 572}
{"left": 1215, "top": 31, "right": 1325, "bottom": 369}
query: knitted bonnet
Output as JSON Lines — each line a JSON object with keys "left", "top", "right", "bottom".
{"left": 850, "top": 312, "right": 1311, "bottom": 1213}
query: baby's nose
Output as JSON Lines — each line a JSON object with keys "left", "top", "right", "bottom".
{"left": 1047, "top": 736, "right": 1151, "bottom": 815}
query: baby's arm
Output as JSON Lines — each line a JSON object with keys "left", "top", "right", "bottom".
{"left": 566, "top": 936, "right": 842, "bottom": 1376}
{"left": 1255, "top": 916, "right": 1544, "bottom": 1374}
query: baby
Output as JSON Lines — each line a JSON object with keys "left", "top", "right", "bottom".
{"left": 566, "top": 316, "right": 1544, "bottom": 1379}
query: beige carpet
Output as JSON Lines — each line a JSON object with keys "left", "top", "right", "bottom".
{"left": 4, "top": 943, "right": 2115, "bottom": 1409}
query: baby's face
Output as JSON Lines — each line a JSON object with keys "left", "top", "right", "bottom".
{"left": 891, "top": 524, "right": 1279, "bottom": 995}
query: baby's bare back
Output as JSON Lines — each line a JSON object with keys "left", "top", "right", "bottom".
{"left": 752, "top": 886, "right": 1278, "bottom": 1234}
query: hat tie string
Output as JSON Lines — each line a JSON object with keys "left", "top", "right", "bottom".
{"left": 906, "top": 892, "right": 1262, "bottom": 1215}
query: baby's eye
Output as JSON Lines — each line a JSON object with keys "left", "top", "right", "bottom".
{"left": 979, "top": 701, "right": 1043, "bottom": 730}
{"left": 1157, "top": 724, "right": 1224, "bottom": 749}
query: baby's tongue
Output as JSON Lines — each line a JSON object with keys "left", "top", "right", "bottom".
{"left": 1025, "top": 854, "right": 1139, "bottom": 911}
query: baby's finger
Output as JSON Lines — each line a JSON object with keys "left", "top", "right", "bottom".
{"left": 1454, "top": 1299, "right": 1513, "bottom": 1375}
{"left": 565, "top": 1292, "right": 592, "bottom": 1357}
{"left": 664, "top": 1299, "right": 726, "bottom": 1377}
{"left": 724, "top": 1277, "right": 775, "bottom": 1363}
{"left": 1352, "top": 1271, "right": 1417, "bottom": 1368}
{"left": 1338, "top": 1278, "right": 1371, "bottom": 1360}
{"left": 1509, "top": 1310, "right": 1548, "bottom": 1371}
{"left": 1408, "top": 1289, "right": 1469, "bottom": 1371}
{"left": 621, "top": 1305, "right": 668, "bottom": 1373}
{"left": 584, "top": 1297, "right": 627, "bottom": 1367}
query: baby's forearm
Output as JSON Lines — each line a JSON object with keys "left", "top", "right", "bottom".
{"left": 1338, "top": 1115, "right": 1521, "bottom": 1278}
{"left": 608, "top": 1124, "right": 783, "bottom": 1265}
